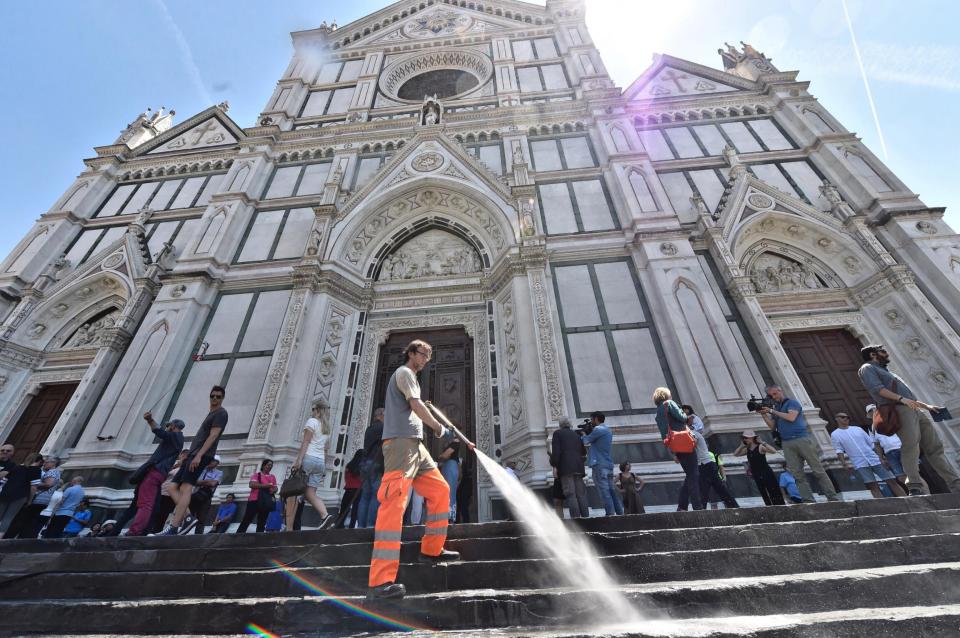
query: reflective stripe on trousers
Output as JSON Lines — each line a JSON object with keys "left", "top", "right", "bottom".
{"left": 368, "top": 467, "right": 450, "bottom": 587}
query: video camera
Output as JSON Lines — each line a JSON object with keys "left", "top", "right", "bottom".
{"left": 576, "top": 418, "right": 594, "bottom": 436}
{"left": 746, "top": 394, "right": 775, "bottom": 413}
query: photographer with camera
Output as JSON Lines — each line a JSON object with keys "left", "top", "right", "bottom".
{"left": 757, "top": 385, "right": 839, "bottom": 504}
{"left": 858, "top": 344, "right": 960, "bottom": 495}
{"left": 579, "top": 412, "right": 623, "bottom": 516}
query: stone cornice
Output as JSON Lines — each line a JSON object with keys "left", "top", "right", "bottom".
{"left": 38, "top": 210, "right": 82, "bottom": 225}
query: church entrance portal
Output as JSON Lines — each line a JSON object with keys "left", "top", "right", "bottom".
{"left": 6, "top": 382, "right": 79, "bottom": 462}
{"left": 373, "top": 327, "right": 476, "bottom": 522}
{"left": 780, "top": 329, "right": 872, "bottom": 429}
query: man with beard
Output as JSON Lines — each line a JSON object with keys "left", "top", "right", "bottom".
{"left": 858, "top": 345, "right": 960, "bottom": 495}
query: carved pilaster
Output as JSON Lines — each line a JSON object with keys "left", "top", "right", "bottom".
{"left": 527, "top": 269, "right": 565, "bottom": 421}
{"left": 251, "top": 288, "right": 308, "bottom": 440}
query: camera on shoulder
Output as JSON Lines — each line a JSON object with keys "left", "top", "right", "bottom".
{"left": 746, "top": 394, "right": 775, "bottom": 413}
{"left": 576, "top": 418, "right": 594, "bottom": 435}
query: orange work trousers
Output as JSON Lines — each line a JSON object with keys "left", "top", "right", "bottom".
{"left": 369, "top": 440, "right": 450, "bottom": 588}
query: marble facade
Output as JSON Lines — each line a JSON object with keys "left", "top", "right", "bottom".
{"left": 1, "top": 0, "right": 959, "bottom": 516}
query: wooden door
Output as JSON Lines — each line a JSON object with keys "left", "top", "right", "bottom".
{"left": 6, "top": 383, "right": 78, "bottom": 462}
{"left": 780, "top": 330, "right": 872, "bottom": 430}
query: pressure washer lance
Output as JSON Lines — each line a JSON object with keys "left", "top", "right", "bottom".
{"left": 424, "top": 401, "right": 476, "bottom": 451}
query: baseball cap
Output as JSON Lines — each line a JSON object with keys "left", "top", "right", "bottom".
{"left": 168, "top": 419, "right": 186, "bottom": 430}
{"left": 860, "top": 344, "right": 885, "bottom": 362}
{"left": 214, "top": 455, "right": 221, "bottom": 463}
{"left": 866, "top": 404, "right": 877, "bottom": 416}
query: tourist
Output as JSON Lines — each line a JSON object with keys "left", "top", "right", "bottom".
{"left": 697, "top": 441, "right": 739, "bottom": 510}
{"left": 759, "top": 384, "right": 839, "bottom": 503}
{"left": 867, "top": 404, "right": 906, "bottom": 485}
{"left": 0, "top": 446, "right": 42, "bottom": 538}
{"left": 831, "top": 413, "right": 906, "bottom": 498}
{"left": 734, "top": 430, "right": 784, "bottom": 506}
{"left": 706, "top": 451, "right": 728, "bottom": 510}
{"left": 211, "top": 494, "right": 237, "bottom": 533}
{"left": 149, "top": 450, "right": 188, "bottom": 534}
{"left": 265, "top": 498, "right": 284, "bottom": 532}
{"left": 334, "top": 450, "right": 363, "bottom": 528}
{"left": 778, "top": 470, "right": 803, "bottom": 504}
{"left": 550, "top": 417, "right": 590, "bottom": 518}
{"left": 44, "top": 476, "right": 85, "bottom": 538}
{"left": 858, "top": 345, "right": 960, "bottom": 495}
{"left": 368, "top": 339, "right": 459, "bottom": 600}
{"left": 290, "top": 399, "right": 334, "bottom": 530}
{"left": 356, "top": 407, "right": 385, "bottom": 528}
{"left": 0, "top": 451, "right": 43, "bottom": 538}
{"left": 615, "top": 462, "right": 645, "bottom": 514}
{"left": 157, "top": 385, "right": 228, "bottom": 535}
{"left": 581, "top": 412, "right": 624, "bottom": 516}
{"left": 237, "top": 459, "right": 277, "bottom": 534}
{"left": 7, "top": 455, "right": 61, "bottom": 539}
{"left": 189, "top": 455, "right": 222, "bottom": 533}
{"left": 62, "top": 499, "right": 92, "bottom": 538}
{"left": 437, "top": 437, "right": 460, "bottom": 524}
{"left": 127, "top": 414, "right": 185, "bottom": 536}
{"left": 654, "top": 388, "right": 703, "bottom": 511}
{"left": 682, "top": 405, "right": 705, "bottom": 432}
{"left": 37, "top": 479, "right": 65, "bottom": 537}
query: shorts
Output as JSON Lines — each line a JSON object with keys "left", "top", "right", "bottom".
{"left": 884, "top": 449, "right": 905, "bottom": 476}
{"left": 173, "top": 454, "right": 214, "bottom": 486}
{"left": 301, "top": 454, "right": 326, "bottom": 489}
{"left": 856, "top": 464, "right": 895, "bottom": 484}
{"left": 382, "top": 438, "right": 436, "bottom": 479}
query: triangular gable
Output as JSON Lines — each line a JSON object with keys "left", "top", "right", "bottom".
{"left": 715, "top": 173, "right": 843, "bottom": 242}
{"left": 134, "top": 106, "right": 244, "bottom": 157}
{"left": 328, "top": 1, "right": 547, "bottom": 50}
{"left": 339, "top": 129, "right": 513, "bottom": 219}
{"left": 625, "top": 55, "right": 756, "bottom": 102}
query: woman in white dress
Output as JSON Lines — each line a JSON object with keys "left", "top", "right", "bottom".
{"left": 289, "top": 400, "right": 334, "bottom": 530}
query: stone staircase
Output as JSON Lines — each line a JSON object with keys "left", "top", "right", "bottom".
{"left": 1, "top": 494, "right": 959, "bottom": 637}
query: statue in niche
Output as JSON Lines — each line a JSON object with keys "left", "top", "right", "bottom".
{"left": 750, "top": 254, "right": 824, "bottom": 293}
{"left": 512, "top": 143, "right": 525, "bottom": 165}
{"left": 819, "top": 180, "right": 843, "bottom": 207}
{"left": 421, "top": 95, "right": 443, "bottom": 126}
{"left": 690, "top": 193, "right": 710, "bottom": 217}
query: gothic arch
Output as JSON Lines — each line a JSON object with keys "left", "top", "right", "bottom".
{"left": 740, "top": 241, "right": 845, "bottom": 292}
{"left": 370, "top": 221, "right": 487, "bottom": 281}
{"left": 329, "top": 180, "right": 517, "bottom": 277}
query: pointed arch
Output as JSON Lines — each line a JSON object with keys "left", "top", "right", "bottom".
{"left": 610, "top": 125, "right": 631, "bottom": 153}
{"left": 5, "top": 225, "right": 50, "bottom": 274}
{"left": 627, "top": 168, "right": 659, "bottom": 213}
{"left": 841, "top": 147, "right": 892, "bottom": 192}
{"left": 370, "top": 222, "right": 487, "bottom": 281}
{"left": 196, "top": 208, "right": 227, "bottom": 254}
{"left": 672, "top": 278, "right": 741, "bottom": 401}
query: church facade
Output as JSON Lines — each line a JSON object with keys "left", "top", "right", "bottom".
{"left": 2, "top": 0, "right": 959, "bottom": 518}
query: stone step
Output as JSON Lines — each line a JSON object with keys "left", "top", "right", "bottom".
{"left": 3, "top": 530, "right": 958, "bottom": 600}
{"left": 2, "top": 563, "right": 957, "bottom": 636}
{"left": 4, "top": 493, "right": 956, "bottom": 555}
{"left": 3, "top": 507, "right": 958, "bottom": 575}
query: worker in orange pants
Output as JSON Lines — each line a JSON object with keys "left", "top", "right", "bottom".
{"left": 368, "top": 339, "right": 460, "bottom": 600}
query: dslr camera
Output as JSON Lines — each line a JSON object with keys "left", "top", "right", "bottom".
{"left": 746, "top": 394, "right": 775, "bottom": 413}
{"left": 576, "top": 418, "right": 594, "bottom": 436}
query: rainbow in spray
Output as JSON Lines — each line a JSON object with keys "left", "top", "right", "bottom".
{"left": 253, "top": 559, "right": 433, "bottom": 633}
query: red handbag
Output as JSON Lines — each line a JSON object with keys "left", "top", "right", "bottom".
{"left": 661, "top": 403, "right": 697, "bottom": 454}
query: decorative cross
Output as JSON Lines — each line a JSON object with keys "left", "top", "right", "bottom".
{"left": 189, "top": 120, "right": 219, "bottom": 146}
{"left": 661, "top": 70, "right": 690, "bottom": 93}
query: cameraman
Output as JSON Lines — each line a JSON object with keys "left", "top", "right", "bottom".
{"left": 580, "top": 412, "right": 623, "bottom": 516}
{"left": 758, "top": 384, "right": 838, "bottom": 504}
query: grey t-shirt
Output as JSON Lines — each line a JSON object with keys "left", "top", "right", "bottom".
{"left": 188, "top": 407, "right": 229, "bottom": 457}
{"left": 382, "top": 365, "right": 423, "bottom": 440}
{"left": 858, "top": 362, "right": 916, "bottom": 406}
{"left": 692, "top": 430, "right": 712, "bottom": 465}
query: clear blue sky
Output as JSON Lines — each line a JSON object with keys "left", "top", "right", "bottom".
{"left": 1, "top": 0, "right": 957, "bottom": 259}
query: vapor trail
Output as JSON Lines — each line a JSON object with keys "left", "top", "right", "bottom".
{"left": 151, "top": 0, "right": 214, "bottom": 106}
{"left": 841, "top": 0, "right": 888, "bottom": 159}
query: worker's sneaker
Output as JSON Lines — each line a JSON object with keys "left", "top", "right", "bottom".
{"left": 367, "top": 582, "right": 406, "bottom": 600}
{"left": 908, "top": 487, "right": 925, "bottom": 496}
{"left": 419, "top": 548, "right": 460, "bottom": 564}
{"left": 178, "top": 516, "right": 198, "bottom": 535}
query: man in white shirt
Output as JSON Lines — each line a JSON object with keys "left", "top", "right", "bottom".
{"left": 831, "top": 413, "right": 906, "bottom": 498}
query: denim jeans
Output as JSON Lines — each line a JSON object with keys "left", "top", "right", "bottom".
{"left": 356, "top": 459, "right": 382, "bottom": 528}
{"left": 592, "top": 465, "right": 623, "bottom": 515}
{"left": 439, "top": 459, "right": 459, "bottom": 522}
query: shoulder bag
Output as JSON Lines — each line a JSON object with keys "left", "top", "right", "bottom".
{"left": 873, "top": 379, "right": 902, "bottom": 436}
{"left": 661, "top": 402, "right": 697, "bottom": 454}
{"left": 279, "top": 467, "right": 307, "bottom": 499}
